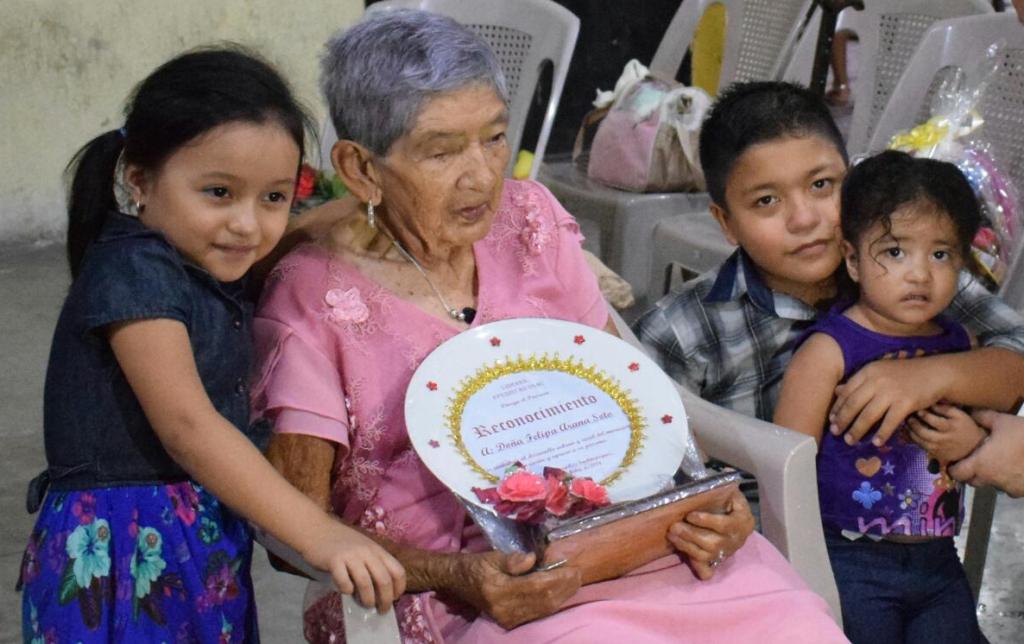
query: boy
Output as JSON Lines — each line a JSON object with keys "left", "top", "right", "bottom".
{"left": 633, "top": 82, "right": 1024, "bottom": 444}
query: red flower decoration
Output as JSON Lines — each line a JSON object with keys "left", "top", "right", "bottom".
{"left": 574, "top": 335, "right": 586, "bottom": 345}
{"left": 497, "top": 470, "right": 548, "bottom": 502}
{"left": 294, "top": 163, "right": 317, "bottom": 202}
{"left": 490, "top": 337, "right": 502, "bottom": 347}
{"left": 628, "top": 362, "right": 640, "bottom": 372}
{"left": 974, "top": 226, "right": 998, "bottom": 251}
{"left": 426, "top": 381, "right": 438, "bottom": 391}
{"left": 661, "top": 414, "right": 673, "bottom": 424}
{"left": 472, "top": 462, "right": 611, "bottom": 524}
{"left": 570, "top": 477, "right": 610, "bottom": 507}
{"left": 428, "top": 439, "right": 440, "bottom": 448}
{"left": 544, "top": 474, "right": 572, "bottom": 516}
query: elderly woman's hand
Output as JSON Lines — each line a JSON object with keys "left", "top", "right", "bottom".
{"left": 666, "top": 488, "right": 754, "bottom": 580}
{"left": 450, "top": 551, "right": 581, "bottom": 630}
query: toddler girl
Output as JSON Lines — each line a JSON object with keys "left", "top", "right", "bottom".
{"left": 18, "top": 47, "right": 404, "bottom": 642}
{"left": 774, "top": 150, "right": 987, "bottom": 643}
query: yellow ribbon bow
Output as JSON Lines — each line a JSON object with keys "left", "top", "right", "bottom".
{"left": 888, "top": 117, "right": 950, "bottom": 152}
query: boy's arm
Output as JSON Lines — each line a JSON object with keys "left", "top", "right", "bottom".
{"left": 831, "top": 278, "right": 1024, "bottom": 446}
{"left": 773, "top": 333, "right": 844, "bottom": 442}
{"left": 950, "top": 272, "right": 1024, "bottom": 353}
{"left": 831, "top": 348, "right": 1024, "bottom": 446}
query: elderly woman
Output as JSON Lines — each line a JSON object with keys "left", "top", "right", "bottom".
{"left": 253, "top": 10, "right": 846, "bottom": 643}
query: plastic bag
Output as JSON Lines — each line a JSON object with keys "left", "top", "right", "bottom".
{"left": 888, "top": 41, "right": 1021, "bottom": 289}
{"left": 575, "top": 59, "right": 711, "bottom": 193}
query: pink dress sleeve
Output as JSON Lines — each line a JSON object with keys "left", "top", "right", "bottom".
{"left": 251, "top": 252, "right": 351, "bottom": 449}
{"left": 533, "top": 181, "right": 609, "bottom": 329}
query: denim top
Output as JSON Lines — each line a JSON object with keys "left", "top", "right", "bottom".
{"left": 805, "top": 305, "right": 970, "bottom": 537}
{"left": 33, "top": 213, "right": 267, "bottom": 504}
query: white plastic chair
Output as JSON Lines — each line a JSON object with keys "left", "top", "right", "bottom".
{"left": 318, "top": 0, "right": 580, "bottom": 180}
{"left": 256, "top": 304, "right": 844, "bottom": 639}
{"left": 840, "top": 0, "right": 993, "bottom": 155}
{"left": 866, "top": 12, "right": 1024, "bottom": 602}
{"left": 867, "top": 12, "right": 1024, "bottom": 187}
{"left": 648, "top": 0, "right": 813, "bottom": 84}
{"left": 645, "top": 205, "right": 733, "bottom": 299}
{"left": 538, "top": 0, "right": 812, "bottom": 314}
{"left": 614, "top": 306, "right": 843, "bottom": 623}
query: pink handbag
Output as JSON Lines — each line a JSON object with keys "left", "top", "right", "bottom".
{"left": 577, "top": 75, "right": 710, "bottom": 193}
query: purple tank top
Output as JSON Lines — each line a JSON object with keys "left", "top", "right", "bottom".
{"left": 806, "top": 305, "right": 970, "bottom": 537}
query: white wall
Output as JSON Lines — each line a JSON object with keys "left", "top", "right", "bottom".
{"left": 0, "top": 0, "right": 364, "bottom": 243}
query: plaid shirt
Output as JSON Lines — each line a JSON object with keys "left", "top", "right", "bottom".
{"left": 633, "top": 250, "right": 1024, "bottom": 421}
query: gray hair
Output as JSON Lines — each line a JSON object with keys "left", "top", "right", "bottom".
{"left": 321, "top": 9, "right": 509, "bottom": 155}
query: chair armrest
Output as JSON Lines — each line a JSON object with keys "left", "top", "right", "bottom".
{"left": 679, "top": 389, "right": 841, "bottom": 622}
{"left": 251, "top": 525, "right": 403, "bottom": 644}
{"left": 609, "top": 305, "right": 842, "bottom": 624}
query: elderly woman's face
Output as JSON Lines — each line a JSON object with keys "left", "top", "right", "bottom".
{"left": 375, "top": 84, "right": 510, "bottom": 250}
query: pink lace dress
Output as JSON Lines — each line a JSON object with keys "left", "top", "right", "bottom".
{"left": 253, "top": 180, "right": 846, "bottom": 643}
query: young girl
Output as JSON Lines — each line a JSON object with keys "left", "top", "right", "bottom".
{"left": 18, "top": 48, "right": 405, "bottom": 642}
{"left": 774, "top": 150, "right": 988, "bottom": 644}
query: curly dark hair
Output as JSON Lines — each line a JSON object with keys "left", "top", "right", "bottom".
{"left": 836, "top": 150, "right": 982, "bottom": 299}
{"left": 841, "top": 150, "right": 981, "bottom": 261}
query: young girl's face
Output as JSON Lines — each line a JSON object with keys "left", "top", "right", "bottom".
{"left": 843, "top": 204, "right": 963, "bottom": 336}
{"left": 130, "top": 121, "right": 300, "bottom": 282}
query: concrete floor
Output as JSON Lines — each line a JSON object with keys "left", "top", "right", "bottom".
{"left": 2, "top": 241, "right": 1022, "bottom": 643}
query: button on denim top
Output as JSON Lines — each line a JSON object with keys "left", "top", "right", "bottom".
{"left": 39, "top": 213, "right": 266, "bottom": 494}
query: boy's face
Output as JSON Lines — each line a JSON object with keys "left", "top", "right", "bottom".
{"left": 711, "top": 135, "right": 846, "bottom": 303}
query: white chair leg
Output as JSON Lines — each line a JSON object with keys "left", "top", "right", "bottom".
{"left": 962, "top": 486, "right": 997, "bottom": 603}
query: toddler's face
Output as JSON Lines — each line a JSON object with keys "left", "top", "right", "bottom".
{"left": 843, "top": 206, "right": 963, "bottom": 336}
{"left": 711, "top": 135, "right": 846, "bottom": 304}
{"left": 129, "top": 121, "right": 299, "bottom": 282}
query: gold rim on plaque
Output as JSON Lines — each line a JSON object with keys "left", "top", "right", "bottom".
{"left": 444, "top": 353, "right": 645, "bottom": 485}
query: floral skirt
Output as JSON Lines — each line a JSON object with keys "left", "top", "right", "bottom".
{"left": 18, "top": 481, "right": 258, "bottom": 643}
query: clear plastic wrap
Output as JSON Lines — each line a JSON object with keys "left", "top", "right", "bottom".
{"left": 888, "top": 41, "right": 1021, "bottom": 289}
{"left": 464, "top": 470, "right": 742, "bottom": 585}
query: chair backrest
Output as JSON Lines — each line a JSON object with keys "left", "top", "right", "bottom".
{"left": 778, "top": 4, "right": 820, "bottom": 86}
{"left": 650, "top": 0, "right": 813, "bottom": 90}
{"left": 319, "top": 0, "right": 579, "bottom": 180}
{"left": 843, "top": 0, "right": 993, "bottom": 155}
{"left": 608, "top": 304, "right": 843, "bottom": 624}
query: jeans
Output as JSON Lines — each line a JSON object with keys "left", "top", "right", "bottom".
{"left": 824, "top": 530, "right": 981, "bottom": 644}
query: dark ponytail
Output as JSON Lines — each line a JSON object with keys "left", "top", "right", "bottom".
{"left": 64, "top": 45, "right": 315, "bottom": 279}
{"left": 65, "top": 130, "right": 125, "bottom": 279}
